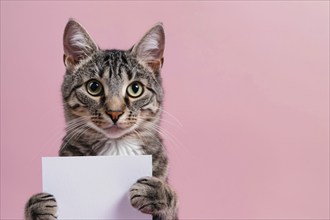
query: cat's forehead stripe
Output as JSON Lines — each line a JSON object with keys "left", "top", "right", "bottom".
{"left": 100, "top": 66, "right": 110, "bottom": 79}
{"left": 100, "top": 50, "right": 132, "bottom": 80}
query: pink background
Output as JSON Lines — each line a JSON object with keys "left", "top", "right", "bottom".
{"left": 1, "top": 1, "right": 329, "bottom": 219}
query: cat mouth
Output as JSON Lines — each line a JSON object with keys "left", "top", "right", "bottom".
{"left": 104, "top": 125, "right": 127, "bottom": 139}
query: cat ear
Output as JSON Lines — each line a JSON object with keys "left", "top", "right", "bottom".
{"left": 63, "top": 19, "right": 98, "bottom": 69}
{"left": 131, "top": 23, "right": 165, "bottom": 73}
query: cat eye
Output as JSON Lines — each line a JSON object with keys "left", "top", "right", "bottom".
{"left": 127, "top": 82, "right": 144, "bottom": 98}
{"left": 86, "top": 79, "right": 103, "bottom": 96}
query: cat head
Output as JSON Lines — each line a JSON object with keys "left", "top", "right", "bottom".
{"left": 61, "top": 19, "right": 165, "bottom": 139}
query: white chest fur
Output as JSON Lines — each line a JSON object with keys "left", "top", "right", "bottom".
{"left": 100, "top": 137, "right": 144, "bottom": 156}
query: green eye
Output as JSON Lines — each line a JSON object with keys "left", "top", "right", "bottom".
{"left": 127, "top": 82, "right": 144, "bottom": 98}
{"left": 86, "top": 79, "right": 103, "bottom": 96}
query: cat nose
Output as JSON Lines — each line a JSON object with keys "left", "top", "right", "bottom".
{"left": 106, "top": 111, "right": 124, "bottom": 123}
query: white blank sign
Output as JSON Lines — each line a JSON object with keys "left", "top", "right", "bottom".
{"left": 42, "top": 156, "right": 152, "bottom": 219}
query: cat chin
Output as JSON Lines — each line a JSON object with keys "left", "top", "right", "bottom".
{"left": 104, "top": 125, "right": 131, "bottom": 139}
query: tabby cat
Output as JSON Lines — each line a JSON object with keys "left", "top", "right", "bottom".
{"left": 25, "top": 19, "right": 178, "bottom": 220}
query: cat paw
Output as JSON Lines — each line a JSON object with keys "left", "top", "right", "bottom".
{"left": 25, "top": 193, "right": 58, "bottom": 220}
{"left": 129, "top": 176, "right": 171, "bottom": 216}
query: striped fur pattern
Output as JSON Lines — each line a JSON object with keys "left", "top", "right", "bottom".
{"left": 25, "top": 19, "right": 178, "bottom": 220}
{"left": 25, "top": 193, "right": 57, "bottom": 220}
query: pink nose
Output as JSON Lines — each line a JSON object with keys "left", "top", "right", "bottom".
{"left": 106, "top": 111, "right": 124, "bottom": 123}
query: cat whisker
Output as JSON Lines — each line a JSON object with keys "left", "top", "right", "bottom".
{"left": 134, "top": 128, "right": 165, "bottom": 150}
{"left": 140, "top": 116, "right": 181, "bottom": 129}
{"left": 142, "top": 123, "right": 179, "bottom": 151}
{"left": 65, "top": 117, "right": 91, "bottom": 132}
{"left": 60, "top": 125, "right": 91, "bottom": 152}
{"left": 140, "top": 126, "right": 180, "bottom": 159}
{"left": 152, "top": 107, "right": 183, "bottom": 128}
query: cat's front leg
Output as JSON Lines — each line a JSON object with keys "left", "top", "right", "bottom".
{"left": 130, "top": 177, "right": 178, "bottom": 220}
{"left": 25, "top": 193, "right": 58, "bottom": 220}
